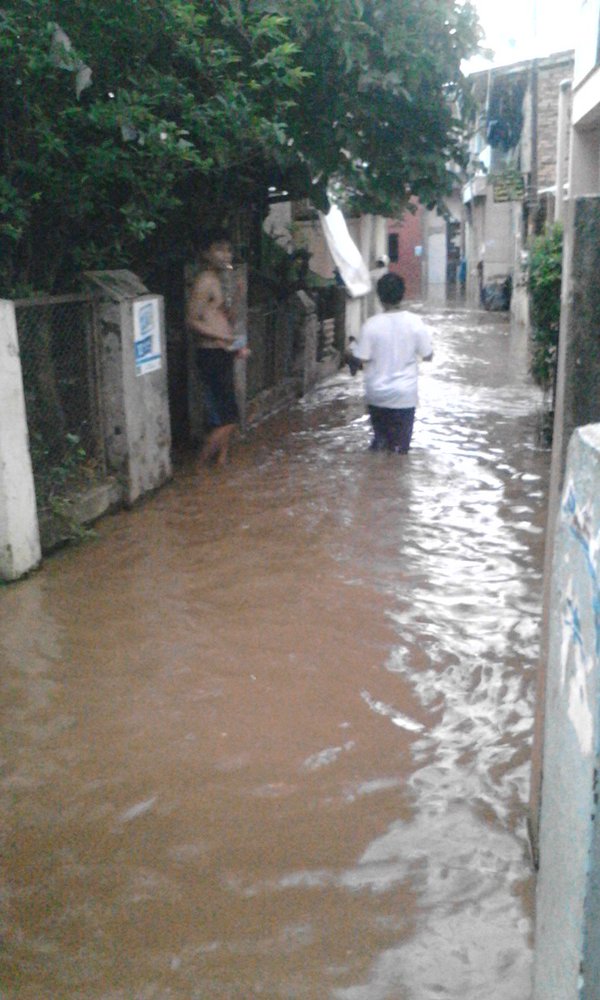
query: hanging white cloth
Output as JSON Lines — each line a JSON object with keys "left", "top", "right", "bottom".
{"left": 319, "top": 205, "right": 371, "bottom": 298}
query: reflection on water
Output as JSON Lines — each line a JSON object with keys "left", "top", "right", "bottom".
{"left": 0, "top": 309, "right": 548, "bottom": 999}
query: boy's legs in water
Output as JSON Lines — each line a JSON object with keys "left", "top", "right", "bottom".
{"left": 368, "top": 405, "right": 415, "bottom": 453}
{"left": 367, "top": 405, "right": 388, "bottom": 451}
{"left": 201, "top": 423, "right": 236, "bottom": 466}
{"left": 387, "top": 407, "right": 415, "bottom": 453}
{"left": 196, "top": 348, "right": 239, "bottom": 466}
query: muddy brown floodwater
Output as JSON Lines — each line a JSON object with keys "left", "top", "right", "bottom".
{"left": 1, "top": 308, "right": 550, "bottom": 1000}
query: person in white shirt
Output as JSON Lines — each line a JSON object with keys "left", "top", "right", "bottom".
{"left": 352, "top": 272, "right": 433, "bottom": 453}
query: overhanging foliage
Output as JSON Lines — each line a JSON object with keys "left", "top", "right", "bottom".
{"left": 0, "top": 0, "right": 481, "bottom": 294}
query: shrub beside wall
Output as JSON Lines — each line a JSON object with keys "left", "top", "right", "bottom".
{"left": 528, "top": 223, "right": 563, "bottom": 395}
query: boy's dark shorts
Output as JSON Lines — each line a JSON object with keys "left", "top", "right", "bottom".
{"left": 196, "top": 348, "right": 239, "bottom": 428}
{"left": 368, "top": 405, "right": 415, "bottom": 453}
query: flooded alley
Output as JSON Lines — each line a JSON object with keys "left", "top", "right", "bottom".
{"left": 1, "top": 307, "right": 550, "bottom": 1000}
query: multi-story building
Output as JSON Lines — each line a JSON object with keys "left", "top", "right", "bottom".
{"left": 462, "top": 50, "right": 574, "bottom": 315}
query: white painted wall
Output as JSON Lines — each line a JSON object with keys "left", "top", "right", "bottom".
{"left": 533, "top": 424, "right": 600, "bottom": 1000}
{"left": 427, "top": 230, "right": 446, "bottom": 304}
{"left": 570, "top": 0, "right": 600, "bottom": 198}
{"left": 574, "top": 0, "right": 600, "bottom": 85}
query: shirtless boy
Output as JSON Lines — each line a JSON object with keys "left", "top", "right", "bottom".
{"left": 185, "top": 229, "right": 247, "bottom": 465}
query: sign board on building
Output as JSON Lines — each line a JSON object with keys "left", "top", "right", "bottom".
{"left": 133, "top": 298, "right": 161, "bottom": 376}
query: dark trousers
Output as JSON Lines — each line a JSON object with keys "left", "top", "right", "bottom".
{"left": 368, "top": 405, "right": 415, "bottom": 453}
{"left": 196, "top": 348, "right": 239, "bottom": 428}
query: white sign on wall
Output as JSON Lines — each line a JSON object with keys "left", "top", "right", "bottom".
{"left": 133, "top": 298, "right": 161, "bottom": 376}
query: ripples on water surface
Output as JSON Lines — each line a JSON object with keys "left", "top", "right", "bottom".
{"left": 0, "top": 310, "right": 548, "bottom": 998}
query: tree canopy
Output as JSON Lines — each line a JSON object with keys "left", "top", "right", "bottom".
{"left": 0, "top": 0, "right": 481, "bottom": 294}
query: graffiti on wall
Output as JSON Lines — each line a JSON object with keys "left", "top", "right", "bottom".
{"left": 560, "top": 482, "right": 600, "bottom": 757}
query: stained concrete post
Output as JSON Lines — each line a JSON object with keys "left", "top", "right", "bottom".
{"left": 554, "top": 79, "right": 572, "bottom": 224}
{"left": 0, "top": 300, "right": 41, "bottom": 580}
{"left": 533, "top": 424, "right": 600, "bottom": 1000}
{"left": 85, "top": 272, "right": 172, "bottom": 505}
{"left": 293, "top": 291, "right": 319, "bottom": 394}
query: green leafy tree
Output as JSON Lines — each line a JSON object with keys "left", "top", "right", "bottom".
{"left": 0, "top": 0, "right": 309, "bottom": 292}
{"left": 0, "top": 0, "right": 480, "bottom": 295}
{"left": 273, "top": 0, "right": 481, "bottom": 214}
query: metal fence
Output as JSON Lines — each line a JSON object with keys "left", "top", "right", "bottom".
{"left": 245, "top": 288, "right": 345, "bottom": 399}
{"left": 14, "top": 294, "right": 106, "bottom": 516}
{"left": 246, "top": 302, "right": 295, "bottom": 399}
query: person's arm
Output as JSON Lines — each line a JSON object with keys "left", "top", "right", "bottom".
{"left": 417, "top": 323, "right": 433, "bottom": 362}
{"left": 343, "top": 336, "right": 363, "bottom": 374}
{"left": 351, "top": 327, "right": 371, "bottom": 364}
{"left": 185, "top": 272, "right": 234, "bottom": 344}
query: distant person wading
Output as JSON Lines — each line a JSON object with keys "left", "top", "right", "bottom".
{"left": 351, "top": 273, "right": 433, "bottom": 454}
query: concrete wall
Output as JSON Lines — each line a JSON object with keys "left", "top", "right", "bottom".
{"left": 464, "top": 188, "right": 516, "bottom": 301}
{"left": 482, "top": 196, "right": 514, "bottom": 278}
{"left": 531, "top": 23, "right": 600, "bottom": 990}
{"left": 0, "top": 300, "right": 41, "bottom": 580}
{"left": 531, "top": 195, "right": 600, "bottom": 851}
{"left": 570, "top": 13, "right": 600, "bottom": 200}
{"left": 573, "top": 0, "right": 600, "bottom": 86}
{"left": 263, "top": 201, "right": 294, "bottom": 251}
{"left": 571, "top": 128, "right": 600, "bottom": 195}
{"left": 551, "top": 196, "right": 600, "bottom": 490}
{"left": 426, "top": 228, "right": 446, "bottom": 305}
{"left": 533, "top": 423, "right": 600, "bottom": 1000}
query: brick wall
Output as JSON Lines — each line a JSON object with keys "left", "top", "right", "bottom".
{"left": 537, "top": 53, "right": 574, "bottom": 190}
{"left": 387, "top": 202, "right": 424, "bottom": 300}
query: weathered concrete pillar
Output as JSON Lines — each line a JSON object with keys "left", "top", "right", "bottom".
{"left": 533, "top": 423, "right": 600, "bottom": 1000}
{"left": 426, "top": 226, "right": 447, "bottom": 305}
{"left": 554, "top": 78, "right": 572, "bottom": 224}
{"left": 530, "top": 195, "right": 600, "bottom": 854}
{"left": 293, "top": 291, "right": 319, "bottom": 394}
{"left": 0, "top": 300, "right": 41, "bottom": 580}
{"left": 85, "top": 271, "right": 172, "bottom": 505}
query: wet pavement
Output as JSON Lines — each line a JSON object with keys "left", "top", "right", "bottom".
{"left": 0, "top": 307, "right": 549, "bottom": 999}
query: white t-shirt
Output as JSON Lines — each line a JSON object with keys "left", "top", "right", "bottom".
{"left": 352, "top": 310, "right": 433, "bottom": 408}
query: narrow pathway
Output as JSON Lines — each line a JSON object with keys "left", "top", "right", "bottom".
{"left": 0, "top": 308, "right": 549, "bottom": 999}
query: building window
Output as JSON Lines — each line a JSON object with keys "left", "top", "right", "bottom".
{"left": 388, "top": 233, "right": 399, "bottom": 262}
